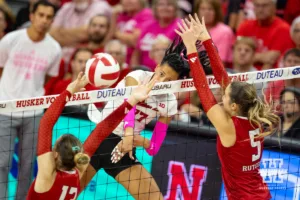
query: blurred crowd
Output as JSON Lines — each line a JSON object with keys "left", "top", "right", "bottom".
{"left": 1, "top": 0, "right": 300, "bottom": 138}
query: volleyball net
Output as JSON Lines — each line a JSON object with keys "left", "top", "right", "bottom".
{"left": 0, "top": 66, "right": 300, "bottom": 200}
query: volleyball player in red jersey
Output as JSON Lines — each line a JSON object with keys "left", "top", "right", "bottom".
{"left": 175, "top": 15, "right": 280, "bottom": 200}
{"left": 26, "top": 72, "right": 157, "bottom": 200}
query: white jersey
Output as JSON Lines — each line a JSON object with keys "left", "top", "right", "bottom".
{"left": 88, "top": 70, "right": 178, "bottom": 137}
{"left": 0, "top": 29, "right": 61, "bottom": 117}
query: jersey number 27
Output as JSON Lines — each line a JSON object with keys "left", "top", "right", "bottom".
{"left": 249, "top": 129, "right": 261, "bottom": 162}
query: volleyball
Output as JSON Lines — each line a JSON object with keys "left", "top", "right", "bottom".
{"left": 85, "top": 53, "right": 120, "bottom": 88}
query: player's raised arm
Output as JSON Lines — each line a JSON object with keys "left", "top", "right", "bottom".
{"left": 190, "top": 14, "right": 231, "bottom": 90}
{"left": 36, "top": 72, "right": 88, "bottom": 180}
{"left": 175, "top": 17, "right": 235, "bottom": 142}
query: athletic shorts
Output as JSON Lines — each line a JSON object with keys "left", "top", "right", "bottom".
{"left": 90, "top": 133, "right": 141, "bottom": 178}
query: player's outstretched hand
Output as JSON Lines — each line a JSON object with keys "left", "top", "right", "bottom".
{"left": 175, "top": 18, "right": 198, "bottom": 50}
{"left": 186, "top": 14, "right": 211, "bottom": 42}
{"left": 66, "top": 72, "right": 89, "bottom": 97}
{"left": 127, "top": 75, "right": 158, "bottom": 106}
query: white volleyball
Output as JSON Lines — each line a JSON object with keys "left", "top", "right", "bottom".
{"left": 85, "top": 53, "right": 120, "bottom": 88}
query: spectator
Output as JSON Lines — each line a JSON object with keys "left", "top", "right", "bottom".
{"left": 237, "top": 0, "right": 294, "bottom": 70}
{"left": 15, "top": 0, "right": 60, "bottom": 30}
{"left": 224, "top": 0, "right": 256, "bottom": 31}
{"left": 284, "top": 0, "right": 300, "bottom": 24}
{"left": 51, "top": 48, "right": 97, "bottom": 94}
{"left": 149, "top": 35, "right": 171, "bottom": 66}
{"left": 84, "top": 14, "right": 110, "bottom": 54}
{"left": 0, "top": 1, "right": 61, "bottom": 199}
{"left": 279, "top": 87, "right": 300, "bottom": 139}
{"left": 0, "top": 8, "right": 7, "bottom": 40}
{"left": 194, "top": 0, "right": 235, "bottom": 67}
{"left": 265, "top": 48, "right": 300, "bottom": 110}
{"left": 50, "top": 0, "right": 111, "bottom": 68}
{"left": 65, "top": 14, "right": 110, "bottom": 76}
{"left": 113, "top": 0, "right": 153, "bottom": 64}
{"left": 105, "top": 40, "right": 131, "bottom": 88}
{"left": 232, "top": 37, "right": 267, "bottom": 98}
{"left": 131, "top": 0, "right": 180, "bottom": 70}
{"left": 291, "top": 16, "right": 300, "bottom": 50}
{"left": 232, "top": 37, "right": 257, "bottom": 73}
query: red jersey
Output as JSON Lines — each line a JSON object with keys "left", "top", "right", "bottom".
{"left": 217, "top": 116, "right": 271, "bottom": 200}
{"left": 26, "top": 169, "right": 80, "bottom": 200}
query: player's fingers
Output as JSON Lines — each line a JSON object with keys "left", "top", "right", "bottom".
{"left": 77, "top": 71, "right": 83, "bottom": 80}
{"left": 181, "top": 19, "right": 189, "bottom": 31}
{"left": 175, "top": 29, "right": 183, "bottom": 37}
{"left": 111, "top": 146, "right": 124, "bottom": 163}
{"left": 188, "top": 14, "right": 197, "bottom": 25}
{"left": 146, "top": 77, "right": 157, "bottom": 92}
{"left": 129, "top": 151, "right": 134, "bottom": 160}
{"left": 80, "top": 88, "right": 86, "bottom": 92}
{"left": 177, "top": 22, "right": 185, "bottom": 33}
{"left": 194, "top": 13, "right": 201, "bottom": 24}
{"left": 184, "top": 18, "right": 192, "bottom": 27}
{"left": 201, "top": 16, "right": 205, "bottom": 27}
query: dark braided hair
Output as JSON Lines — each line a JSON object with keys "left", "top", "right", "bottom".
{"left": 164, "top": 36, "right": 213, "bottom": 77}
{"left": 160, "top": 36, "right": 190, "bottom": 79}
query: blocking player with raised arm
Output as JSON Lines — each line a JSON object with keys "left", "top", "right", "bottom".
{"left": 26, "top": 72, "right": 157, "bottom": 200}
{"left": 84, "top": 39, "right": 190, "bottom": 199}
{"left": 175, "top": 15, "right": 279, "bottom": 200}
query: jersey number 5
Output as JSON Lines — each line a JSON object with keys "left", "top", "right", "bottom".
{"left": 59, "top": 186, "right": 78, "bottom": 200}
{"left": 249, "top": 129, "right": 261, "bottom": 162}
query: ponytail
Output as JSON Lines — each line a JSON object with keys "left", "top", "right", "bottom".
{"left": 229, "top": 81, "right": 280, "bottom": 138}
{"left": 248, "top": 98, "right": 280, "bottom": 137}
{"left": 74, "top": 152, "right": 90, "bottom": 166}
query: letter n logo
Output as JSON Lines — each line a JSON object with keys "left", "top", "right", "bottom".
{"left": 164, "top": 161, "right": 207, "bottom": 200}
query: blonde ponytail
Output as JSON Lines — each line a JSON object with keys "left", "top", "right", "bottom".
{"left": 248, "top": 98, "right": 280, "bottom": 138}
{"left": 74, "top": 152, "right": 90, "bottom": 165}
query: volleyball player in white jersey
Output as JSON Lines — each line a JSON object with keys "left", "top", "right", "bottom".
{"left": 83, "top": 38, "right": 190, "bottom": 199}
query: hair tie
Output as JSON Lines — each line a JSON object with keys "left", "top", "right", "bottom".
{"left": 72, "top": 146, "right": 80, "bottom": 152}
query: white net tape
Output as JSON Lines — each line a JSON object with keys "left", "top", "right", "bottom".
{"left": 0, "top": 66, "right": 299, "bottom": 113}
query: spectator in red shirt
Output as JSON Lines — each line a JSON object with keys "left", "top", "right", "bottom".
{"left": 291, "top": 16, "right": 300, "bottom": 49}
{"left": 51, "top": 47, "right": 100, "bottom": 95}
{"left": 264, "top": 48, "right": 300, "bottom": 111}
{"left": 284, "top": 0, "right": 300, "bottom": 24}
{"left": 237, "top": 0, "right": 294, "bottom": 70}
{"left": 105, "top": 39, "right": 131, "bottom": 88}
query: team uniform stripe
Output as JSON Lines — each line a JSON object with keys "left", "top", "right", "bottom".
{"left": 89, "top": 58, "right": 100, "bottom": 85}
{"left": 101, "top": 71, "right": 120, "bottom": 80}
